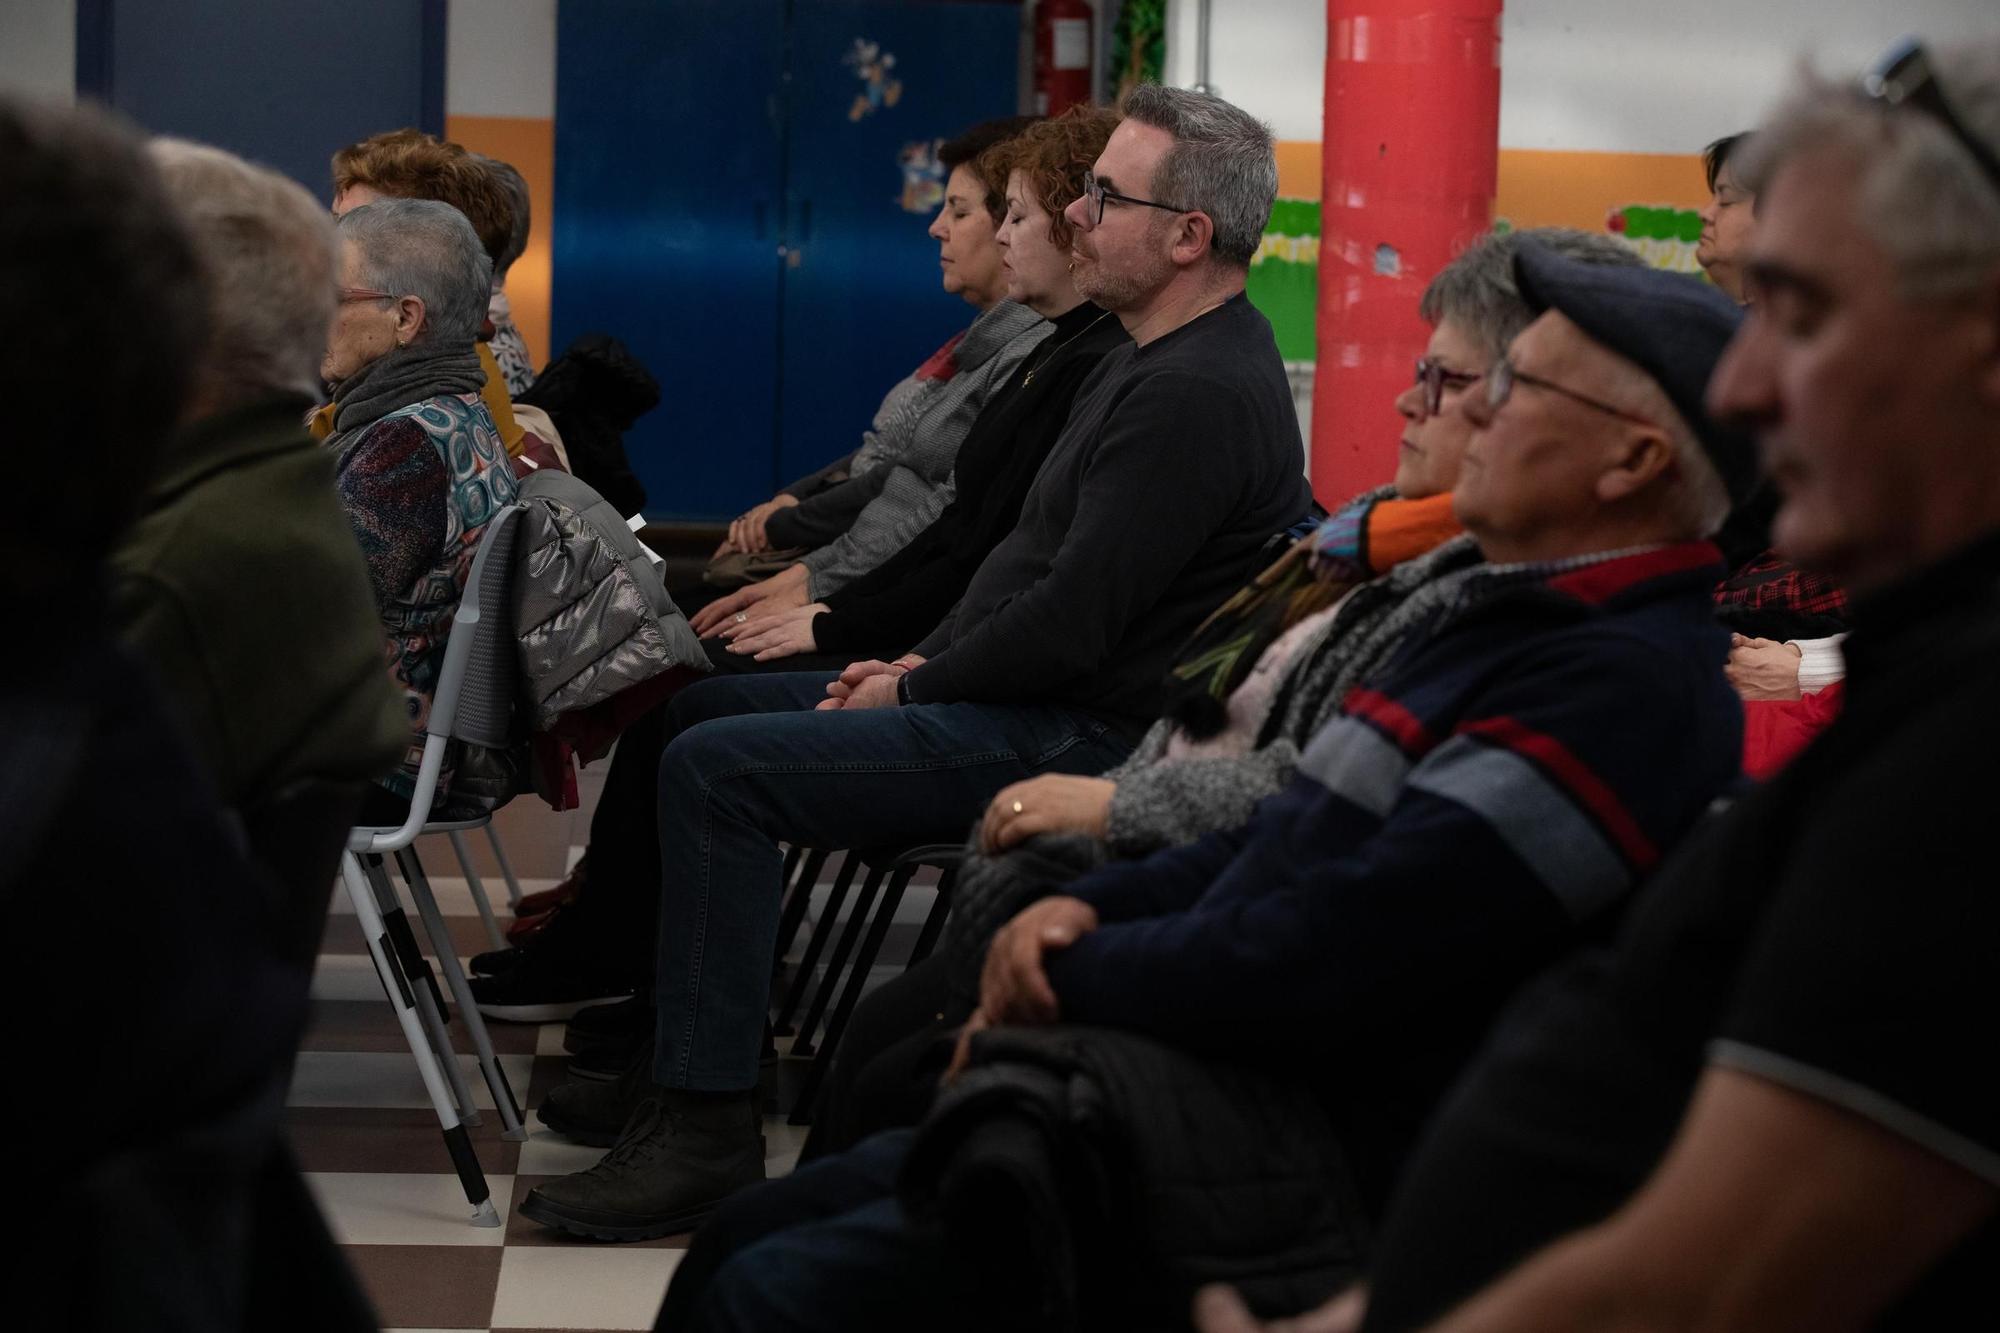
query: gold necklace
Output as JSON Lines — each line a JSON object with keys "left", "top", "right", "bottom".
{"left": 1021, "top": 309, "right": 1115, "bottom": 386}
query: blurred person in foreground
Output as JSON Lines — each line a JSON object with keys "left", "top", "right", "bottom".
{"left": 4, "top": 95, "right": 372, "bottom": 1332}
{"left": 111, "top": 138, "right": 404, "bottom": 816}
{"left": 1202, "top": 32, "right": 2000, "bottom": 1333}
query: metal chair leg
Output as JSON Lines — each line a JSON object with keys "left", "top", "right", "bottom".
{"left": 790, "top": 863, "right": 917, "bottom": 1124}
{"left": 483, "top": 822, "right": 524, "bottom": 907}
{"left": 394, "top": 847, "right": 530, "bottom": 1143}
{"left": 361, "top": 854, "right": 481, "bottom": 1127}
{"left": 792, "top": 862, "right": 889, "bottom": 1058}
{"left": 773, "top": 848, "right": 829, "bottom": 975}
{"left": 774, "top": 851, "right": 859, "bottom": 1036}
{"left": 447, "top": 829, "right": 508, "bottom": 951}
{"left": 342, "top": 852, "right": 500, "bottom": 1226}
{"left": 906, "top": 862, "right": 961, "bottom": 968}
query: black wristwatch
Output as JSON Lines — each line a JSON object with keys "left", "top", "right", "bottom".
{"left": 896, "top": 670, "right": 913, "bottom": 706}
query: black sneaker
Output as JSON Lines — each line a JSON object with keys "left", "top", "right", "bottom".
{"left": 470, "top": 944, "right": 525, "bottom": 978}
{"left": 467, "top": 947, "right": 637, "bottom": 1023}
{"left": 518, "top": 1091, "right": 766, "bottom": 1241}
{"left": 539, "top": 1040, "right": 655, "bottom": 1146}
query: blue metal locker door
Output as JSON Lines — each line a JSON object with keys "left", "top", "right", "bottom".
{"left": 776, "top": 0, "right": 1023, "bottom": 486}
{"left": 554, "top": 0, "right": 787, "bottom": 519}
{"left": 74, "top": 0, "right": 445, "bottom": 198}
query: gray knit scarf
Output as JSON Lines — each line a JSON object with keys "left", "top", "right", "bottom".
{"left": 325, "top": 340, "right": 487, "bottom": 455}
{"left": 1262, "top": 536, "right": 1670, "bottom": 747}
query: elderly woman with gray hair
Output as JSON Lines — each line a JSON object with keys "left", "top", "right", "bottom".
{"left": 323, "top": 197, "right": 519, "bottom": 818}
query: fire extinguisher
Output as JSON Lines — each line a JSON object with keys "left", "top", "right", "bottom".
{"left": 1033, "top": 0, "right": 1094, "bottom": 115}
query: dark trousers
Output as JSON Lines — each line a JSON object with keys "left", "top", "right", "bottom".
{"left": 659, "top": 1129, "right": 971, "bottom": 1332}
{"left": 798, "top": 953, "right": 969, "bottom": 1163}
{"left": 650, "top": 670, "right": 1130, "bottom": 1090}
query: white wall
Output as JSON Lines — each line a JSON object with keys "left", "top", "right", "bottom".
{"left": 1161, "top": 0, "right": 1997, "bottom": 150}
{"left": 0, "top": 0, "right": 76, "bottom": 104}
{"left": 1165, "top": 0, "right": 1326, "bottom": 140}
{"left": 447, "top": 0, "right": 556, "bottom": 119}
{"left": 1501, "top": 0, "right": 1999, "bottom": 153}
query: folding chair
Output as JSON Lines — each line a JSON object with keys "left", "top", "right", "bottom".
{"left": 338, "top": 501, "right": 530, "bottom": 1227}
{"left": 782, "top": 843, "right": 965, "bottom": 1125}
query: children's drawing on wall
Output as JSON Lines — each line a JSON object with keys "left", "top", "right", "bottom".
{"left": 1606, "top": 204, "right": 1704, "bottom": 275}
{"left": 845, "top": 39, "right": 903, "bottom": 121}
{"left": 898, "top": 139, "right": 945, "bottom": 214}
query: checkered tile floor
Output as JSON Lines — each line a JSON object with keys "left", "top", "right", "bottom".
{"left": 294, "top": 759, "right": 818, "bottom": 1333}
{"left": 302, "top": 871, "right": 811, "bottom": 1331}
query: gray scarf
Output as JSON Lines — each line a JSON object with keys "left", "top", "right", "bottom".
{"left": 325, "top": 340, "right": 487, "bottom": 456}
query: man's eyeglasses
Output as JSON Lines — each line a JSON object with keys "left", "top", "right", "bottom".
{"left": 1861, "top": 37, "right": 2000, "bottom": 198}
{"left": 337, "top": 286, "right": 396, "bottom": 304}
{"left": 1081, "top": 171, "right": 1191, "bottom": 227}
{"left": 1414, "top": 358, "right": 1482, "bottom": 416}
{"left": 1486, "top": 356, "right": 1658, "bottom": 428}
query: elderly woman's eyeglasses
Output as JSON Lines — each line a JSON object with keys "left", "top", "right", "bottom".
{"left": 1862, "top": 38, "right": 2000, "bottom": 198}
{"left": 337, "top": 286, "right": 396, "bottom": 304}
{"left": 1486, "top": 356, "right": 1659, "bottom": 428}
{"left": 1414, "top": 358, "right": 1482, "bottom": 416}
{"left": 1081, "top": 171, "right": 1190, "bottom": 226}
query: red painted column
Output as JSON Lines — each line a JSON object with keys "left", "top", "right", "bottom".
{"left": 1313, "top": 0, "right": 1502, "bottom": 504}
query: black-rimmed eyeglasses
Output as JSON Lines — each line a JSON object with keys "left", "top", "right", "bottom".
{"left": 1861, "top": 37, "right": 2000, "bottom": 197}
{"left": 1081, "top": 171, "right": 1191, "bottom": 226}
{"left": 1414, "top": 358, "right": 1482, "bottom": 417}
{"left": 1485, "top": 356, "right": 1659, "bottom": 428}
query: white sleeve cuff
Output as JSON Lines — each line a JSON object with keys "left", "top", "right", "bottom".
{"left": 1787, "top": 633, "right": 1847, "bottom": 693}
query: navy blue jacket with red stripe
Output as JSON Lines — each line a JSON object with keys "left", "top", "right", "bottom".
{"left": 1042, "top": 542, "right": 1744, "bottom": 1206}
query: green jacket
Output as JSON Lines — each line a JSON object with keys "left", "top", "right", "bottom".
{"left": 110, "top": 396, "right": 409, "bottom": 805}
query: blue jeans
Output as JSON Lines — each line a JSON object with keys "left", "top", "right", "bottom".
{"left": 651, "top": 671, "right": 1130, "bottom": 1090}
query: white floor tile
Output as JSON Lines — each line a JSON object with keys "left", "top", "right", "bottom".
{"left": 307, "top": 1171, "right": 515, "bottom": 1246}
{"left": 489, "top": 1245, "right": 679, "bottom": 1330}
{"left": 515, "top": 1129, "right": 609, "bottom": 1177}
{"left": 535, "top": 1023, "right": 572, "bottom": 1056}
{"left": 288, "top": 1050, "right": 536, "bottom": 1112}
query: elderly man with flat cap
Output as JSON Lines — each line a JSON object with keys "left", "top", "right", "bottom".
{"left": 1203, "top": 33, "right": 2000, "bottom": 1333}
{"left": 652, "top": 241, "right": 1755, "bottom": 1332}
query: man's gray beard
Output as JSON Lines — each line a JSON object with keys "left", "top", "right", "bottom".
{"left": 1072, "top": 249, "right": 1175, "bottom": 313}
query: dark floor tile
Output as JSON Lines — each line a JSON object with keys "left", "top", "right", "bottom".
{"left": 289, "top": 1106, "right": 524, "bottom": 1175}
{"left": 322, "top": 911, "right": 505, "bottom": 961}
{"left": 343, "top": 1243, "right": 501, "bottom": 1329}
{"left": 303, "top": 998, "right": 543, "bottom": 1055}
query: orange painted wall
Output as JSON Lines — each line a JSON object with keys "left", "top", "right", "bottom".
{"left": 446, "top": 114, "right": 555, "bottom": 368}
{"left": 1495, "top": 148, "right": 1707, "bottom": 231}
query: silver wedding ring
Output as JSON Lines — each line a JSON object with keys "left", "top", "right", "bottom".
{"left": 1012, "top": 800, "right": 1024, "bottom": 815}
{"left": 735, "top": 612, "right": 748, "bottom": 624}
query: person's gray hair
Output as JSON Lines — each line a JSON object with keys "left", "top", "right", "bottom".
{"left": 1596, "top": 352, "right": 1733, "bottom": 539}
{"left": 335, "top": 198, "right": 492, "bottom": 346}
{"left": 473, "top": 153, "right": 531, "bottom": 279}
{"left": 1737, "top": 36, "right": 2000, "bottom": 300}
{"left": 148, "top": 138, "right": 336, "bottom": 403}
{"left": 1420, "top": 227, "right": 1645, "bottom": 362}
{"left": 1120, "top": 83, "right": 1277, "bottom": 267}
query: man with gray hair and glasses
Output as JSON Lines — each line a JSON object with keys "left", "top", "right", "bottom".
{"left": 1200, "top": 32, "right": 2000, "bottom": 1333}
{"left": 519, "top": 83, "right": 1311, "bottom": 1243}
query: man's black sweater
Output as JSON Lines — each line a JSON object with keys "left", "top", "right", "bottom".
{"left": 906, "top": 292, "right": 1310, "bottom": 739}
{"left": 813, "top": 301, "right": 1129, "bottom": 656}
